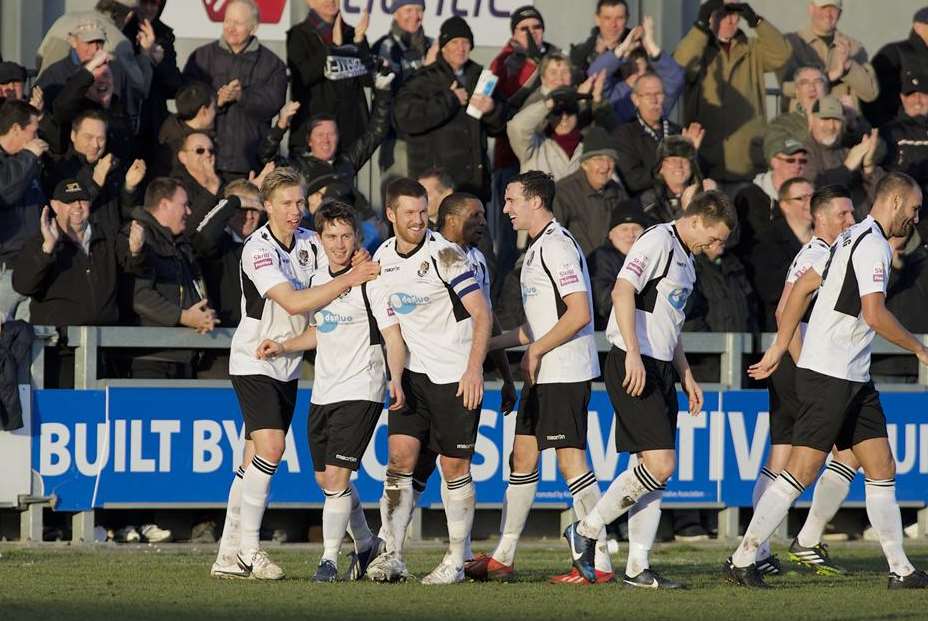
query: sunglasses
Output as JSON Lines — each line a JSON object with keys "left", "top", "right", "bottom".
{"left": 518, "top": 25, "right": 544, "bottom": 32}
{"left": 188, "top": 147, "right": 215, "bottom": 156}
{"left": 776, "top": 155, "right": 808, "bottom": 165}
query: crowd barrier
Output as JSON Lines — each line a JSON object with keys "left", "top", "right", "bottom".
{"left": 5, "top": 326, "right": 928, "bottom": 543}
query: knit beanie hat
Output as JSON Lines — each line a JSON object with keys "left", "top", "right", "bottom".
{"left": 510, "top": 6, "right": 544, "bottom": 32}
{"left": 581, "top": 126, "right": 619, "bottom": 163}
{"left": 392, "top": 0, "right": 425, "bottom": 12}
{"left": 439, "top": 16, "right": 474, "bottom": 49}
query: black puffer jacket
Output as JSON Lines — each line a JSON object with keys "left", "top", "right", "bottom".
{"left": 130, "top": 207, "right": 205, "bottom": 328}
{"left": 882, "top": 111, "right": 928, "bottom": 189}
{"left": 183, "top": 37, "right": 287, "bottom": 175}
{"left": 864, "top": 31, "right": 928, "bottom": 128}
{"left": 258, "top": 86, "right": 393, "bottom": 186}
{"left": 394, "top": 56, "right": 506, "bottom": 202}
{"left": 286, "top": 13, "right": 372, "bottom": 153}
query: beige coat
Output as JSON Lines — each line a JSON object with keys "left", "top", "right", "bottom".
{"left": 507, "top": 99, "right": 583, "bottom": 181}
{"left": 779, "top": 27, "right": 878, "bottom": 113}
{"left": 674, "top": 21, "right": 791, "bottom": 182}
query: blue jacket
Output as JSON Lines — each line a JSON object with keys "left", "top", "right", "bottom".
{"left": 589, "top": 51, "right": 685, "bottom": 125}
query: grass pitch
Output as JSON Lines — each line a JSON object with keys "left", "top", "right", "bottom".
{"left": 1, "top": 541, "right": 926, "bottom": 621}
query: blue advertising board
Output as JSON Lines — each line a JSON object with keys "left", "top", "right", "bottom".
{"left": 32, "top": 388, "right": 928, "bottom": 511}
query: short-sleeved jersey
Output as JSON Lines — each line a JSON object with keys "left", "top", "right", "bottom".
{"left": 521, "top": 220, "right": 599, "bottom": 383}
{"left": 606, "top": 223, "right": 695, "bottom": 362}
{"left": 465, "top": 245, "right": 492, "bottom": 306}
{"left": 230, "top": 225, "right": 327, "bottom": 381}
{"left": 308, "top": 267, "right": 397, "bottom": 405}
{"left": 370, "top": 230, "right": 482, "bottom": 384}
{"left": 785, "top": 236, "right": 831, "bottom": 340}
{"left": 798, "top": 217, "right": 892, "bottom": 382}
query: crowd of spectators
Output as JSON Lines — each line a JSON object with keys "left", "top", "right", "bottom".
{"left": 3, "top": 0, "right": 928, "bottom": 398}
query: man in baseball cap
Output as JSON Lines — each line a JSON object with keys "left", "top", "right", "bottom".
{"left": 0, "top": 62, "right": 28, "bottom": 102}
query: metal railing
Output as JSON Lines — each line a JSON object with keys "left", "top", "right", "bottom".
{"left": 14, "top": 326, "right": 928, "bottom": 544}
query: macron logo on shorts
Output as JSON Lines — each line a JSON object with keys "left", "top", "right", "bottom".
{"left": 335, "top": 454, "right": 357, "bottom": 462}
{"left": 456, "top": 443, "right": 475, "bottom": 449}
{"left": 546, "top": 434, "right": 566, "bottom": 441}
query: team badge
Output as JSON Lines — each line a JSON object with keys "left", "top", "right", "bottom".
{"left": 417, "top": 261, "right": 430, "bottom": 277}
{"left": 298, "top": 249, "right": 310, "bottom": 267}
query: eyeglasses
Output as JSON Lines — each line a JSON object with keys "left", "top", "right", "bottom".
{"left": 518, "top": 25, "right": 544, "bottom": 32}
{"left": 776, "top": 155, "right": 808, "bottom": 165}
{"left": 783, "top": 193, "right": 813, "bottom": 203}
{"left": 187, "top": 147, "right": 215, "bottom": 156}
{"left": 797, "top": 78, "right": 826, "bottom": 88}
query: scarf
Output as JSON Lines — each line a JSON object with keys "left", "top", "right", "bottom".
{"left": 552, "top": 129, "right": 582, "bottom": 159}
{"left": 308, "top": 9, "right": 335, "bottom": 45}
{"left": 637, "top": 111, "right": 670, "bottom": 143}
{"left": 391, "top": 20, "right": 428, "bottom": 57}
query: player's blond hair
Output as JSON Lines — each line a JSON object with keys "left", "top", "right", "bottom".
{"left": 261, "top": 167, "right": 306, "bottom": 204}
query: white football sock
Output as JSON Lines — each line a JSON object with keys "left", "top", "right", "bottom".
{"left": 491, "top": 470, "right": 538, "bottom": 566}
{"left": 322, "top": 488, "right": 352, "bottom": 563}
{"left": 377, "top": 479, "right": 423, "bottom": 544}
{"left": 569, "top": 471, "right": 613, "bottom": 574}
{"left": 578, "top": 462, "right": 664, "bottom": 539}
{"left": 865, "top": 478, "right": 914, "bottom": 577}
{"left": 440, "top": 474, "right": 474, "bottom": 560}
{"left": 346, "top": 483, "right": 373, "bottom": 553}
{"left": 732, "top": 471, "right": 804, "bottom": 568}
{"left": 626, "top": 490, "right": 663, "bottom": 577}
{"left": 443, "top": 474, "right": 476, "bottom": 568}
{"left": 239, "top": 455, "right": 278, "bottom": 557}
{"left": 379, "top": 470, "right": 414, "bottom": 559}
{"left": 217, "top": 466, "right": 245, "bottom": 560}
{"left": 797, "top": 460, "right": 855, "bottom": 548}
{"left": 752, "top": 466, "right": 778, "bottom": 561}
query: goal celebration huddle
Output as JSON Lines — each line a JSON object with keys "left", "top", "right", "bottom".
{"left": 212, "top": 167, "right": 928, "bottom": 590}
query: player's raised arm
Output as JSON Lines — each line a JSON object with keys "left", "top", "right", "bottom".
{"left": 749, "top": 267, "right": 822, "bottom": 380}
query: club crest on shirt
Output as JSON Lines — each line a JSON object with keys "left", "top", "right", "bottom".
{"left": 873, "top": 264, "right": 885, "bottom": 283}
{"left": 417, "top": 261, "right": 430, "bottom": 278}
{"left": 298, "top": 249, "right": 310, "bottom": 267}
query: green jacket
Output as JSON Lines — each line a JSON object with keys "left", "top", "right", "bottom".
{"left": 674, "top": 20, "right": 791, "bottom": 181}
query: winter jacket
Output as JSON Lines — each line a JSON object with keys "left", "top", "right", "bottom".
{"left": 553, "top": 169, "right": 627, "bottom": 258}
{"left": 742, "top": 214, "right": 804, "bottom": 332}
{"left": 570, "top": 27, "right": 631, "bottom": 76}
{"left": 613, "top": 117, "right": 683, "bottom": 196}
{"left": 637, "top": 185, "right": 686, "bottom": 224}
{"left": 489, "top": 39, "right": 560, "bottom": 170}
{"left": 506, "top": 99, "right": 583, "bottom": 180}
{"left": 864, "top": 31, "right": 928, "bottom": 128}
{"left": 123, "top": 5, "right": 184, "bottom": 171}
{"left": 881, "top": 111, "right": 928, "bottom": 188}
{"left": 685, "top": 254, "right": 758, "bottom": 333}
{"left": 0, "top": 147, "right": 45, "bottom": 265}
{"left": 588, "top": 242, "right": 626, "bottom": 330}
{"left": 673, "top": 21, "right": 791, "bottom": 181}
{"left": 258, "top": 85, "right": 393, "bottom": 183}
{"left": 394, "top": 56, "right": 507, "bottom": 201}
{"left": 12, "top": 196, "right": 141, "bottom": 327}
{"left": 183, "top": 36, "right": 287, "bottom": 175}
{"left": 36, "top": 10, "right": 153, "bottom": 130}
{"left": 0, "top": 320, "right": 33, "bottom": 431}
{"left": 170, "top": 164, "right": 220, "bottom": 234}
{"left": 42, "top": 148, "right": 138, "bottom": 222}
{"left": 779, "top": 27, "right": 878, "bottom": 113}
{"left": 40, "top": 67, "right": 134, "bottom": 162}
{"left": 804, "top": 138, "right": 885, "bottom": 219}
{"left": 287, "top": 12, "right": 372, "bottom": 153}
{"left": 590, "top": 51, "right": 685, "bottom": 125}
{"left": 372, "top": 23, "right": 432, "bottom": 89}
{"left": 190, "top": 196, "right": 245, "bottom": 327}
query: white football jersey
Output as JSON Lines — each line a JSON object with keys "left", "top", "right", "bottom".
{"left": 521, "top": 219, "right": 599, "bottom": 383}
{"left": 369, "top": 231, "right": 482, "bottom": 384}
{"left": 230, "top": 225, "right": 327, "bottom": 381}
{"left": 798, "top": 216, "right": 892, "bottom": 382}
{"left": 308, "top": 267, "right": 397, "bottom": 405}
{"left": 606, "top": 223, "right": 695, "bottom": 362}
{"left": 785, "top": 236, "right": 831, "bottom": 340}
{"left": 465, "top": 245, "right": 492, "bottom": 306}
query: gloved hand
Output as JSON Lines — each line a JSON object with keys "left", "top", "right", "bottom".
{"left": 696, "top": 0, "right": 724, "bottom": 33}
{"left": 728, "top": 3, "right": 761, "bottom": 28}
{"left": 374, "top": 71, "right": 396, "bottom": 91}
{"left": 525, "top": 35, "right": 545, "bottom": 63}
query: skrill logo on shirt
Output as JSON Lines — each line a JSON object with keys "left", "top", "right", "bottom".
{"left": 316, "top": 310, "right": 354, "bottom": 333}
{"left": 389, "top": 292, "right": 431, "bottom": 315}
